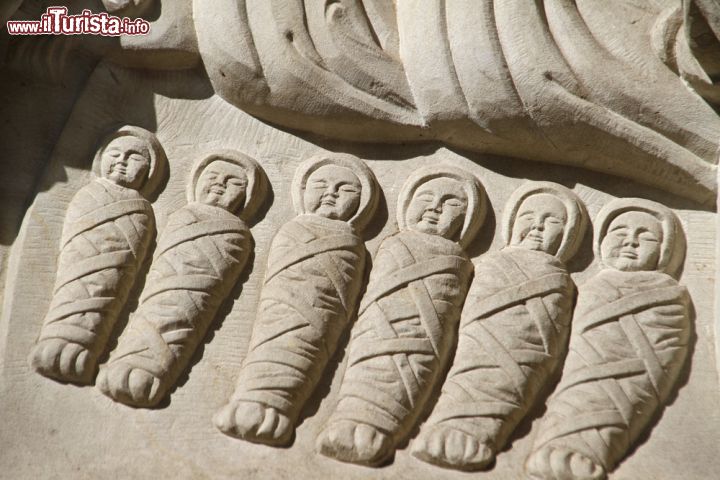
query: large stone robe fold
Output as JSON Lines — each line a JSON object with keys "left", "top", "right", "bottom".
{"left": 528, "top": 269, "right": 690, "bottom": 474}
{"left": 98, "top": 202, "right": 251, "bottom": 406}
{"left": 31, "top": 178, "right": 154, "bottom": 383}
{"left": 417, "top": 247, "right": 574, "bottom": 466}
{"left": 195, "top": 0, "right": 719, "bottom": 205}
{"left": 326, "top": 230, "right": 473, "bottom": 450}
{"left": 228, "top": 214, "right": 365, "bottom": 424}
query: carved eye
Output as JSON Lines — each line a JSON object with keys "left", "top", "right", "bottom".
{"left": 639, "top": 231, "right": 659, "bottom": 242}
{"left": 339, "top": 184, "right": 359, "bottom": 194}
{"left": 546, "top": 217, "right": 563, "bottom": 225}
{"left": 311, "top": 181, "right": 327, "bottom": 189}
{"left": 228, "top": 178, "right": 246, "bottom": 187}
{"left": 445, "top": 199, "right": 464, "bottom": 208}
{"left": 106, "top": 149, "right": 121, "bottom": 158}
{"left": 610, "top": 227, "right": 628, "bottom": 238}
{"left": 129, "top": 154, "right": 147, "bottom": 163}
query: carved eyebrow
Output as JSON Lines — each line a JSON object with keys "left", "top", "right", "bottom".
{"left": 609, "top": 224, "right": 629, "bottom": 232}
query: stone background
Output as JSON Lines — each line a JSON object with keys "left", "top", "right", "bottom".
{"left": 0, "top": 63, "right": 717, "bottom": 479}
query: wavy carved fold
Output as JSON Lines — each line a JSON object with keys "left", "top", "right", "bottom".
{"left": 195, "top": 0, "right": 719, "bottom": 205}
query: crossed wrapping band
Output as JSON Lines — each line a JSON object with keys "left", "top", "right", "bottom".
{"left": 106, "top": 209, "right": 249, "bottom": 380}
{"left": 231, "top": 217, "right": 364, "bottom": 415}
{"left": 333, "top": 233, "right": 472, "bottom": 434}
{"left": 430, "top": 251, "right": 571, "bottom": 426}
{"left": 532, "top": 273, "right": 689, "bottom": 469}
{"left": 40, "top": 183, "right": 153, "bottom": 352}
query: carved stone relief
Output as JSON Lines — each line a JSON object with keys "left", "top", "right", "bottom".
{"left": 412, "top": 182, "right": 588, "bottom": 471}
{"left": 194, "top": 0, "right": 719, "bottom": 205}
{"left": 214, "top": 153, "right": 378, "bottom": 444}
{"left": 29, "top": 125, "right": 166, "bottom": 384}
{"left": 97, "top": 151, "right": 268, "bottom": 407}
{"left": 526, "top": 198, "right": 690, "bottom": 480}
{"left": 1, "top": 2, "right": 719, "bottom": 477}
{"left": 654, "top": 0, "right": 720, "bottom": 107}
{"left": 316, "top": 166, "right": 486, "bottom": 466}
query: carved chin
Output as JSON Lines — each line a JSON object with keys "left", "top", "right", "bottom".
{"left": 522, "top": 237, "right": 544, "bottom": 249}
{"left": 415, "top": 220, "right": 439, "bottom": 234}
{"left": 107, "top": 172, "right": 130, "bottom": 186}
{"left": 610, "top": 257, "right": 651, "bottom": 272}
{"left": 315, "top": 205, "right": 341, "bottom": 218}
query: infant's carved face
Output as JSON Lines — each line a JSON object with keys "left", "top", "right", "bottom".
{"left": 406, "top": 177, "right": 467, "bottom": 239}
{"left": 195, "top": 160, "right": 248, "bottom": 212}
{"left": 303, "top": 165, "right": 361, "bottom": 221}
{"left": 511, "top": 193, "right": 567, "bottom": 255}
{"left": 600, "top": 211, "right": 663, "bottom": 271}
{"left": 101, "top": 136, "right": 151, "bottom": 190}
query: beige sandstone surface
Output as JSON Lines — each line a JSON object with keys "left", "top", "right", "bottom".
{"left": 1, "top": 1, "right": 719, "bottom": 479}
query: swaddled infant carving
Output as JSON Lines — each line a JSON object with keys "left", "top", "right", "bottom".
{"left": 97, "top": 151, "right": 267, "bottom": 407}
{"left": 412, "top": 182, "right": 588, "bottom": 471}
{"left": 316, "top": 166, "right": 486, "bottom": 466}
{"left": 29, "top": 126, "right": 166, "bottom": 384}
{"left": 214, "top": 153, "right": 379, "bottom": 445}
{"left": 526, "top": 198, "right": 690, "bottom": 480}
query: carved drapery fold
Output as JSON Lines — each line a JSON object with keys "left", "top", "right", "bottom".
{"left": 195, "top": 0, "right": 719, "bottom": 205}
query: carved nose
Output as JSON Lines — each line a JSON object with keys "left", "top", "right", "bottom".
{"left": 623, "top": 236, "right": 639, "bottom": 247}
{"left": 428, "top": 200, "right": 442, "bottom": 212}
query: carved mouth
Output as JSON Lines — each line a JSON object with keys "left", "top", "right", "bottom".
{"left": 619, "top": 249, "right": 638, "bottom": 259}
{"left": 422, "top": 213, "right": 439, "bottom": 224}
{"left": 525, "top": 233, "right": 543, "bottom": 242}
{"left": 321, "top": 199, "right": 336, "bottom": 206}
{"left": 209, "top": 185, "right": 225, "bottom": 195}
{"left": 112, "top": 165, "right": 127, "bottom": 175}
